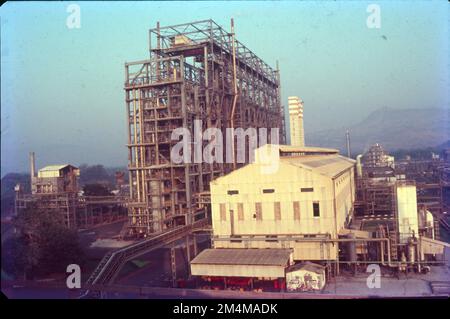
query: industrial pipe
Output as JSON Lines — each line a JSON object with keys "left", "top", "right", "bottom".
{"left": 214, "top": 236, "right": 397, "bottom": 267}
{"left": 230, "top": 18, "right": 239, "bottom": 170}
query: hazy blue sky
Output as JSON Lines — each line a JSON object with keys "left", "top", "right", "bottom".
{"left": 1, "top": 1, "right": 448, "bottom": 175}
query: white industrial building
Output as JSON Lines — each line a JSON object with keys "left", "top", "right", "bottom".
{"left": 190, "top": 144, "right": 357, "bottom": 289}
{"left": 209, "top": 144, "right": 356, "bottom": 261}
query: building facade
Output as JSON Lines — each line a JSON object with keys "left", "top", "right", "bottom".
{"left": 209, "top": 144, "right": 356, "bottom": 261}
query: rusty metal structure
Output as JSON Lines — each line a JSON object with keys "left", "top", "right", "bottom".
{"left": 395, "top": 158, "right": 449, "bottom": 237}
{"left": 124, "top": 19, "right": 285, "bottom": 236}
{"left": 354, "top": 145, "right": 449, "bottom": 249}
{"left": 396, "top": 160, "right": 445, "bottom": 215}
{"left": 15, "top": 193, "right": 128, "bottom": 229}
{"left": 14, "top": 153, "right": 128, "bottom": 229}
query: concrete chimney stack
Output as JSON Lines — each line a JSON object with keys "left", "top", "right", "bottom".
{"left": 346, "top": 129, "right": 351, "bottom": 158}
{"left": 288, "top": 96, "right": 305, "bottom": 147}
{"left": 29, "top": 152, "right": 36, "bottom": 179}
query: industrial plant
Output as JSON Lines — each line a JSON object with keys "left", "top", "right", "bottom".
{"left": 14, "top": 153, "right": 128, "bottom": 229}
{"left": 123, "top": 19, "right": 284, "bottom": 237}
{"left": 7, "top": 19, "right": 450, "bottom": 298}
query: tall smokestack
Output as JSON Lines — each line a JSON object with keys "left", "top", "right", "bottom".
{"left": 29, "top": 152, "right": 36, "bottom": 179}
{"left": 288, "top": 96, "right": 305, "bottom": 147}
{"left": 346, "top": 129, "right": 351, "bottom": 158}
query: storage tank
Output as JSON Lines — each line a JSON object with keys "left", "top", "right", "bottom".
{"left": 396, "top": 183, "right": 419, "bottom": 244}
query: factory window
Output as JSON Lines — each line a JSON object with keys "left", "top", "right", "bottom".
{"left": 293, "top": 201, "right": 300, "bottom": 220}
{"left": 237, "top": 203, "right": 244, "bottom": 221}
{"left": 301, "top": 187, "right": 314, "bottom": 192}
{"left": 220, "top": 203, "right": 226, "bottom": 221}
{"left": 255, "top": 202, "right": 262, "bottom": 220}
{"left": 262, "top": 189, "right": 275, "bottom": 194}
{"left": 313, "top": 202, "right": 320, "bottom": 218}
{"left": 274, "top": 202, "right": 281, "bottom": 221}
{"left": 227, "top": 190, "right": 239, "bottom": 195}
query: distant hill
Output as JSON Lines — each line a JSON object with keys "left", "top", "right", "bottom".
{"left": 306, "top": 107, "right": 449, "bottom": 154}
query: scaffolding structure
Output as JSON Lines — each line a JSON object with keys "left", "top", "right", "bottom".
{"left": 124, "top": 20, "right": 285, "bottom": 236}
{"left": 15, "top": 192, "right": 128, "bottom": 229}
{"left": 354, "top": 144, "right": 450, "bottom": 260}
{"left": 396, "top": 160, "right": 444, "bottom": 215}
{"left": 14, "top": 154, "right": 128, "bottom": 229}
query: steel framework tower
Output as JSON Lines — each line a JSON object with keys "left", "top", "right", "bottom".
{"left": 124, "top": 19, "right": 285, "bottom": 236}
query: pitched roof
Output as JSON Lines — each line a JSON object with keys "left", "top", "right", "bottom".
{"left": 190, "top": 248, "right": 292, "bottom": 266}
{"left": 282, "top": 154, "right": 355, "bottom": 178}
{"left": 39, "top": 164, "right": 78, "bottom": 172}
{"left": 211, "top": 145, "right": 355, "bottom": 184}
{"left": 287, "top": 261, "right": 325, "bottom": 274}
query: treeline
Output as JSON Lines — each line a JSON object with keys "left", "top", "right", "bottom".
{"left": 78, "top": 164, "right": 128, "bottom": 196}
{"left": 79, "top": 164, "right": 115, "bottom": 186}
{"left": 390, "top": 146, "right": 448, "bottom": 160}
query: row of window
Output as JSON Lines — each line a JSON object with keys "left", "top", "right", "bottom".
{"left": 219, "top": 201, "right": 320, "bottom": 221}
{"left": 227, "top": 187, "right": 314, "bottom": 195}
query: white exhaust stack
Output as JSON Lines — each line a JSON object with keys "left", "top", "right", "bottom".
{"left": 29, "top": 152, "right": 36, "bottom": 178}
{"left": 288, "top": 96, "right": 305, "bottom": 147}
{"left": 346, "top": 129, "right": 351, "bottom": 158}
{"left": 356, "top": 154, "right": 363, "bottom": 177}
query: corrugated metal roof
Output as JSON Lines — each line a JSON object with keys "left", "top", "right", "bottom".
{"left": 39, "top": 164, "right": 77, "bottom": 172}
{"left": 287, "top": 262, "right": 325, "bottom": 274}
{"left": 190, "top": 248, "right": 292, "bottom": 266}
{"left": 282, "top": 154, "right": 355, "bottom": 178}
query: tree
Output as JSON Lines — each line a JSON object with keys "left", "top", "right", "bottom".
{"left": 83, "top": 183, "right": 112, "bottom": 196}
{"left": 79, "top": 164, "right": 114, "bottom": 186}
{"left": 2, "top": 203, "right": 85, "bottom": 279}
